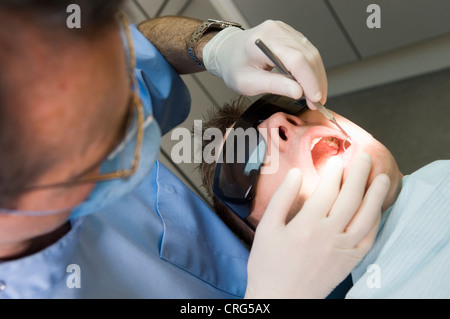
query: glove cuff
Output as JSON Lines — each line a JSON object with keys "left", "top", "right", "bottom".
{"left": 203, "top": 27, "right": 244, "bottom": 77}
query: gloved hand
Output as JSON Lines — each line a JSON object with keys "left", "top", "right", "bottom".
{"left": 202, "top": 20, "right": 327, "bottom": 110}
{"left": 245, "top": 153, "right": 391, "bottom": 298}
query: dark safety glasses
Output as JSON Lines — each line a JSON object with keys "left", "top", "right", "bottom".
{"left": 212, "top": 94, "right": 308, "bottom": 221}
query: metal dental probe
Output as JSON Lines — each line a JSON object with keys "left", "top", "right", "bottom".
{"left": 255, "top": 39, "right": 351, "bottom": 141}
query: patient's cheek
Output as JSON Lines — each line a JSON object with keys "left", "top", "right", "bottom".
{"left": 250, "top": 179, "right": 280, "bottom": 226}
{"left": 250, "top": 168, "right": 313, "bottom": 227}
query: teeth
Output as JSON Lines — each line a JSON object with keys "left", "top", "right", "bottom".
{"left": 310, "top": 137, "right": 340, "bottom": 151}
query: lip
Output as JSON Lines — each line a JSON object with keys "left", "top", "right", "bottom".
{"left": 300, "top": 125, "right": 358, "bottom": 174}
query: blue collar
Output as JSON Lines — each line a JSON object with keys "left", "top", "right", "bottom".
{"left": 0, "top": 218, "right": 84, "bottom": 298}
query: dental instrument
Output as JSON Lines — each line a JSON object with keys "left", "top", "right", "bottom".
{"left": 255, "top": 39, "right": 351, "bottom": 142}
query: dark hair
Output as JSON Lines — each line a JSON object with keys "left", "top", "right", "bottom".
{"left": 197, "top": 97, "right": 255, "bottom": 246}
{"left": 0, "top": 0, "right": 124, "bottom": 208}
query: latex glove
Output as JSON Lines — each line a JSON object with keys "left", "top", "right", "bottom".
{"left": 202, "top": 20, "right": 327, "bottom": 110}
{"left": 245, "top": 153, "right": 390, "bottom": 299}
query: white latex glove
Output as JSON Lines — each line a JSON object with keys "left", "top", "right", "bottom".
{"left": 245, "top": 153, "right": 391, "bottom": 299}
{"left": 203, "top": 20, "right": 328, "bottom": 110}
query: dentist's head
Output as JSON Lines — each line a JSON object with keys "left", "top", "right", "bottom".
{"left": 0, "top": 1, "right": 149, "bottom": 260}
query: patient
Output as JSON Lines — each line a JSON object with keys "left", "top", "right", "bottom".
{"left": 199, "top": 94, "right": 450, "bottom": 298}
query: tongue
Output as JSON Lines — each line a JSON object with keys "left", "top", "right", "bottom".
{"left": 311, "top": 138, "right": 340, "bottom": 170}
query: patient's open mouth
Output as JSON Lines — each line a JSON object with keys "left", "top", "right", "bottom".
{"left": 310, "top": 136, "right": 350, "bottom": 170}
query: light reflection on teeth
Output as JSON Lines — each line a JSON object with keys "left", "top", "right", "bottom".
{"left": 310, "top": 137, "right": 340, "bottom": 151}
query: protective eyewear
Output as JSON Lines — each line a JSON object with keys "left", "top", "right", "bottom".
{"left": 212, "top": 94, "right": 308, "bottom": 221}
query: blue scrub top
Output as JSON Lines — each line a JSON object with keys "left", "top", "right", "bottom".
{"left": 0, "top": 25, "right": 249, "bottom": 298}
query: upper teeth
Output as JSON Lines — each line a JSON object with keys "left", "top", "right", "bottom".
{"left": 310, "top": 137, "right": 340, "bottom": 151}
{"left": 311, "top": 137, "right": 322, "bottom": 150}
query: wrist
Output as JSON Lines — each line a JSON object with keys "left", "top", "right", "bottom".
{"left": 192, "top": 30, "right": 220, "bottom": 69}
{"left": 188, "top": 19, "right": 244, "bottom": 69}
{"left": 202, "top": 27, "right": 244, "bottom": 75}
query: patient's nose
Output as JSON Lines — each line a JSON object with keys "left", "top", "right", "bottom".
{"left": 258, "top": 112, "right": 304, "bottom": 144}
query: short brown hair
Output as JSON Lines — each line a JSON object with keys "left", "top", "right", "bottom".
{"left": 197, "top": 97, "right": 256, "bottom": 245}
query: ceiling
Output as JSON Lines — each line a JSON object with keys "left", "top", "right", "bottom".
{"left": 125, "top": 0, "right": 450, "bottom": 69}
